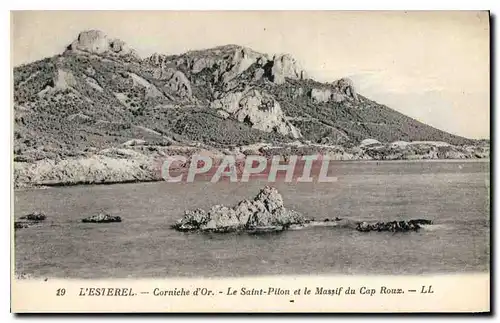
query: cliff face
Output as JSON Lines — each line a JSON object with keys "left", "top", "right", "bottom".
{"left": 12, "top": 30, "right": 488, "bottom": 187}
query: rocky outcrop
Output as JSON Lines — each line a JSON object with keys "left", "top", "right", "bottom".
{"left": 183, "top": 48, "right": 308, "bottom": 86}
{"left": 152, "top": 68, "right": 192, "bottom": 98}
{"left": 332, "top": 78, "right": 358, "bottom": 101}
{"left": 186, "top": 46, "right": 268, "bottom": 81}
{"left": 14, "top": 221, "right": 33, "bottom": 230}
{"left": 211, "top": 92, "right": 243, "bottom": 115}
{"left": 145, "top": 53, "right": 170, "bottom": 68}
{"left": 165, "top": 70, "right": 192, "bottom": 98}
{"left": 211, "top": 89, "right": 302, "bottom": 138}
{"left": 82, "top": 213, "right": 122, "bottom": 223}
{"left": 20, "top": 211, "right": 46, "bottom": 221}
{"left": 358, "top": 140, "right": 489, "bottom": 160}
{"left": 221, "top": 48, "right": 268, "bottom": 83}
{"left": 15, "top": 211, "right": 47, "bottom": 230}
{"left": 172, "top": 186, "right": 434, "bottom": 234}
{"left": 146, "top": 46, "right": 306, "bottom": 87}
{"left": 53, "top": 69, "right": 78, "bottom": 89}
{"left": 308, "top": 78, "right": 358, "bottom": 103}
{"left": 147, "top": 45, "right": 270, "bottom": 88}
{"left": 127, "top": 72, "right": 164, "bottom": 99}
{"left": 13, "top": 148, "right": 160, "bottom": 187}
{"left": 356, "top": 219, "right": 432, "bottom": 232}
{"left": 191, "top": 56, "right": 217, "bottom": 74}
{"left": 121, "top": 139, "right": 147, "bottom": 147}
{"left": 309, "top": 88, "right": 332, "bottom": 103}
{"left": 360, "top": 138, "right": 382, "bottom": 148}
{"left": 236, "top": 90, "right": 301, "bottom": 137}
{"left": 269, "top": 54, "right": 307, "bottom": 84}
{"left": 37, "top": 69, "right": 78, "bottom": 97}
{"left": 66, "top": 30, "right": 138, "bottom": 58}
{"left": 85, "top": 76, "right": 104, "bottom": 92}
{"left": 172, "top": 186, "right": 306, "bottom": 233}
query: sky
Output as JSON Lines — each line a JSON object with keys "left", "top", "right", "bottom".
{"left": 11, "top": 10, "right": 490, "bottom": 139}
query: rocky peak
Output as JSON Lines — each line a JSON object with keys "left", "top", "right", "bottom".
{"left": 205, "top": 47, "right": 307, "bottom": 85}
{"left": 268, "top": 54, "right": 307, "bottom": 84}
{"left": 144, "top": 45, "right": 308, "bottom": 84}
{"left": 254, "top": 186, "right": 284, "bottom": 212}
{"left": 65, "top": 30, "right": 139, "bottom": 58}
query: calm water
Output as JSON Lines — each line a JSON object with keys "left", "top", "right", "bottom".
{"left": 14, "top": 160, "right": 490, "bottom": 278}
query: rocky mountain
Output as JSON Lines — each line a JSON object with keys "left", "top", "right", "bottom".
{"left": 13, "top": 30, "right": 489, "bottom": 187}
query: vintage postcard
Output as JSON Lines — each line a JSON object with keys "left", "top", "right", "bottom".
{"left": 11, "top": 10, "right": 490, "bottom": 313}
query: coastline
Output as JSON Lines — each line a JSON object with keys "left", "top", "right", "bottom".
{"left": 13, "top": 154, "right": 490, "bottom": 191}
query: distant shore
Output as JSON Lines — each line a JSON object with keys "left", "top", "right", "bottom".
{"left": 13, "top": 142, "right": 490, "bottom": 190}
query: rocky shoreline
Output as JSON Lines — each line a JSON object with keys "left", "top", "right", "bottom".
{"left": 13, "top": 140, "right": 489, "bottom": 189}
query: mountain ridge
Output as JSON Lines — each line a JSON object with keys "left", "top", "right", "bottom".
{"left": 13, "top": 30, "right": 489, "bottom": 187}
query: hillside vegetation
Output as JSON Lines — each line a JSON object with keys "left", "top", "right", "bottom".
{"left": 13, "top": 30, "right": 489, "bottom": 187}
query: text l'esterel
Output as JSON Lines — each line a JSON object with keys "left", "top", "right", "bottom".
{"left": 79, "top": 288, "right": 135, "bottom": 296}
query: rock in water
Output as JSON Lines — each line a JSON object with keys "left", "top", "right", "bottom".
{"left": 81, "top": 213, "right": 122, "bottom": 223}
{"left": 409, "top": 219, "right": 433, "bottom": 225}
{"left": 355, "top": 219, "right": 433, "bottom": 232}
{"left": 174, "top": 208, "right": 208, "bottom": 231}
{"left": 14, "top": 221, "right": 31, "bottom": 230}
{"left": 172, "top": 186, "right": 306, "bottom": 233}
{"left": 20, "top": 211, "right": 46, "bottom": 221}
{"left": 15, "top": 211, "right": 47, "bottom": 230}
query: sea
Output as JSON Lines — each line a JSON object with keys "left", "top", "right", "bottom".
{"left": 14, "top": 160, "right": 490, "bottom": 278}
